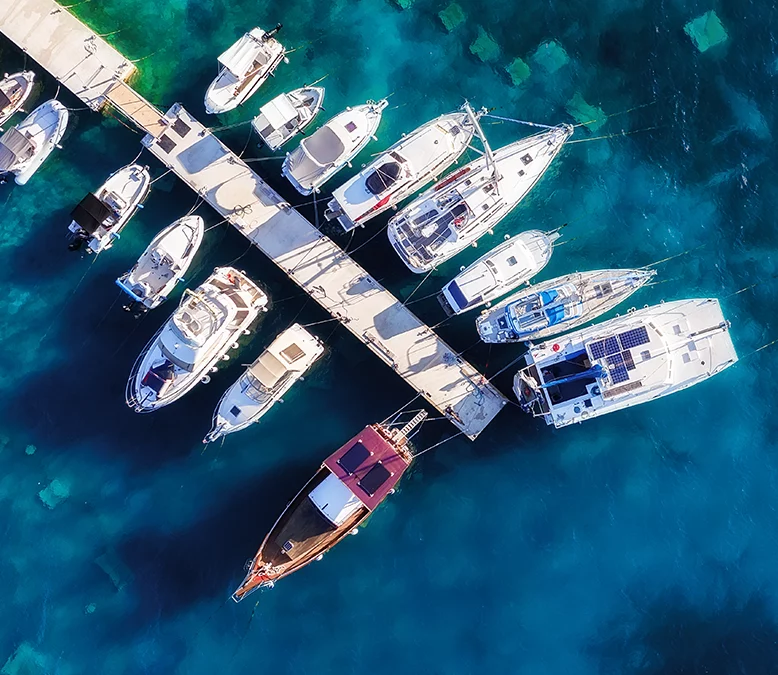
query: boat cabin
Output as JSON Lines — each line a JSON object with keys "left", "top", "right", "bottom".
{"left": 0, "top": 127, "right": 35, "bottom": 172}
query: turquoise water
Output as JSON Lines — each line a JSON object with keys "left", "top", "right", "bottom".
{"left": 1, "top": 0, "right": 777, "bottom": 672}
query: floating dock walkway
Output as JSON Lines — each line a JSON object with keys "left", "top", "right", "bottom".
{"left": 0, "top": 0, "right": 507, "bottom": 439}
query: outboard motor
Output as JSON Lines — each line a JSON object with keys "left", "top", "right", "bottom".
{"left": 263, "top": 23, "right": 283, "bottom": 41}
{"left": 66, "top": 230, "right": 88, "bottom": 251}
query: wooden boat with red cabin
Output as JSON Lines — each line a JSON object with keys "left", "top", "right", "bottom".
{"left": 232, "top": 411, "right": 427, "bottom": 601}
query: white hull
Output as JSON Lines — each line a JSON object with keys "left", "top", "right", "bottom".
{"left": 127, "top": 267, "right": 268, "bottom": 412}
{"left": 438, "top": 229, "right": 558, "bottom": 315}
{"left": 477, "top": 268, "right": 656, "bottom": 343}
{"left": 325, "top": 110, "right": 476, "bottom": 231}
{"left": 116, "top": 215, "right": 205, "bottom": 311}
{"left": 387, "top": 124, "right": 572, "bottom": 273}
{"left": 0, "top": 71, "right": 35, "bottom": 126}
{"left": 205, "top": 26, "right": 285, "bottom": 115}
{"left": 514, "top": 298, "right": 738, "bottom": 428}
{"left": 204, "top": 323, "right": 324, "bottom": 442}
{"left": 252, "top": 86, "right": 325, "bottom": 151}
{"left": 282, "top": 100, "right": 388, "bottom": 196}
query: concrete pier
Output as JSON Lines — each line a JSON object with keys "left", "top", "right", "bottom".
{"left": 0, "top": 0, "right": 508, "bottom": 439}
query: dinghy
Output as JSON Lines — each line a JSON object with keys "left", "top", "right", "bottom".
{"left": 252, "top": 86, "right": 325, "bottom": 151}
{"left": 126, "top": 267, "right": 268, "bottom": 412}
{"left": 438, "top": 229, "right": 559, "bottom": 316}
{"left": 477, "top": 268, "right": 656, "bottom": 343}
{"left": 282, "top": 99, "right": 388, "bottom": 195}
{"left": 0, "top": 99, "right": 68, "bottom": 185}
{"left": 324, "top": 104, "right": 479, "bottom": 232}
{"left": 205, "top": 24, "right": 286, "bottom": 115}
{"left": 116, "top": 215, "right": 205, "bottom": 314}
{"left": 0, "top": 71, "right": 35, "bottom": 127}
{"left": 203, "top": 323, "right": 324, "bottom": 443}
{"left": 67, "top": 163, "right": 151, "bottom": 253}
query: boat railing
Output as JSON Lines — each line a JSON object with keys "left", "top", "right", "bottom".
{"left": 124, "top": 320, "right": 168, "bottom": 412}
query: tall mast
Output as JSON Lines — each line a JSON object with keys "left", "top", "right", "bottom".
{"left": 463, "top": 101, "right": 501, "bottom": 188}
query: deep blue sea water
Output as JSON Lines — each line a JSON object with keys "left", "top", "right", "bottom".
{"left": 1, "top": 0, "right": 777, "bottom": 672}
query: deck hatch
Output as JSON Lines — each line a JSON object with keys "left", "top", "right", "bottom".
{"left": 337, "top": 442, "right": 371, "bottom": 475}
{"left": 357, "top": 462, "right": 392, "bottom": 497}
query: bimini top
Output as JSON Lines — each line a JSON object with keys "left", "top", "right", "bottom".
{"left": 301, "top": 125, "right": 346, "bottom": 166}
{"left": 248, "top": 350, "right": 289, "bottom": 389}
{"left": 0, "top": 127, "right": 34, "bottom": 171}
{"left": 70, "top": 193, "right": 113, "bottom": 234}
{"left": 323, "top": 425, "right": 410, "bottom": 511}
{"left": 260, "top": 95, "right": 297, "bottom": 129}
{"left": 218, "top": 33, "right": 269, "bottom": 76}
{"left": 0, "top": 90, "right": 12, "bottom": 111}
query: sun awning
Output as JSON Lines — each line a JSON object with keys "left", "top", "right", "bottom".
{"left": 260, "top": 94, "right": 297, "bottom": 129}
{"left": 0, "top": 127, "right": 34, "bottom": 170}
{"left": 249, "top": 351, "right": 288, "bottom": 389}
{"left": 70, "top": 193, "right": 112, "bottom": 234}
{"left": 218, "top": 34, "right": 260, "bottom": 76}
{"left": 301, "top": 126, "right": 345, "bottom": 166}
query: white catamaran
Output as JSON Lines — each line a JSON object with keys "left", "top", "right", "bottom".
{"left": 205, "top": 24, "right": 286, "bottom": 115}
{"left": 67, "top": 163, "right": 151, "bottom": 253}
{"left": 126, "top": 267, "right": 268, "bottom": 412}
{"left": 204, "top": 323, "right": 324, "bottom": 443}
{"left": 324, "top": 105, "right": 479, "bottom": 232}
{"left": 514, "top": 298, "right": 737, "bottom": 428}
{"left": 252, "top": 86, "right": 325, "bottom": 151}
{"left": 438, "top": 229, "right": 559, "bottom": 315}
{"left": 477, "top": 268, "right": 656, "bottom": 343}
{"left": 282, "top": 99, "right": 388, "bottom": 195}
{"left": 0, "top": 71, "right": 36, "bottom": 127}
{"left": 387, "top": 122, "right": 573, "bottom": 273}
{"left": 116, "top": 215, "right": 205, "bottom": 314}
{"left": 0, "top": 100, "right": 68, "bottom": 185}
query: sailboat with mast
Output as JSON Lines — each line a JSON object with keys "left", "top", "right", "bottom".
{"left": 387, "top": 112, "right": 572, "bottom": 273}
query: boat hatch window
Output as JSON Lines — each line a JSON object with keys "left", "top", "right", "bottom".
{"left": 584, "top": 399, "right": 593, "bottom": 408}
{"left": 450, "top": 125, "right": 461, "bottom": 136}
{"left": 230, "top": 405, "right": 241, "bottom": 418}
{"left": 641, "top": 350, "right": 651, "bottom": 362}
{"left": 506, "top": 256, "right": 518, "bottom": 266}
{"left": 345, "top": 121, "right": 358, "bottom": 133}
{"left": 282, "top": 540, "right": 294, "bottom": 553}
{"left": 171, "top": 118, "right": 191, "bottom": 138}
{"left": 280, "top": 343, "right": 306, "bottom": 363}
{"left": 594, "top": 282, "right": 612, "bottom": 298}
{"left": 337, "top": 442, "right": 371, "bottom": 475}
{"left": 521, "top": 154, "right": 533, "bottom": 165}
{"left": 518, "top": 169, "right": 525, "bottom": 177}
{"left": 366, "top": 161, "right": 402, "bottom": 195}
{"left": 390, "top": 151, "right": 405, "bottom": 163}
{"left": 357, "top": 462, "right": 392, "bottom": 497}
{"left": 157, "top": 134, "right": 176, "bottom": 154}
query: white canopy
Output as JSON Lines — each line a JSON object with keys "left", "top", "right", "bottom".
{"left": 309, "top": 473, "right": 363, "bottom": 525}
{"left": 218, "top": 34, "right": 265, "bottom": 77}
{"left": 260, "top": 94, "right": 297, "bottom": 130}
{"left": 248, "top": 351, "right": 288, "bottom": 389}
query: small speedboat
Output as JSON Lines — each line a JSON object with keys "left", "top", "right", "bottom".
{"left": 232, "top": 410, "right": 427, "bottom": 600}
{"left": 0, "top": 99, "right": 68, "bottom": 185}
{"left": 205, "top": 24, "right": 286, "bottom": 115}
{"left": 324, "top": 104, "right": 479, "bottom": 232}
{"left": 126, "top": 267, "right": 268, "bottom": 412}
{"left": 387, "top": 124, "right": 573, "bottom": 273}
{"left": 282, "top": 99, "right": 388, "bottom": 196}
{"left": 204, "top": 323, "right": 324, "bottom": 443}
{"left": 116, "top": 215, "right": 205, "bottom": 314}
{"left": 67, "top": 163, "right": 151, "bottom": 253}
{"left": 252, "top": 86, "right": 325, "bottom": 151}
{"left": 477, "top": 268, "right": 656, "bottom": 344}
{"left": 438, "top": 229, "right": 559, "bottom": 316}
{"left": 0, "top": 71, "right": 36, "bottom": 127}
{"left": 514, "top": 298, "right": 737, "bottom": 428}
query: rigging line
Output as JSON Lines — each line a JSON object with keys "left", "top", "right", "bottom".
{"left": 486, "top": 352, "right": 527, "bottom": 382}
{"left": 110, "top": 313, "right": 149, "bottom": 357}
{"left": 348, "top": 222, "right": 389, "bottom": 255}
{"left": 566, "top": 125, "right": 663, "bottom": 144}
{"left": 229, "top": 600, "right": 261, "bottom": 666}
{"left": 744, "top": 338, "right": 778, "bottom": 359}
{"left": 405, "top": 289, "right": 440, "bottom": 305}
{"left": 572, "top": 99, "right": 657, "bottom": 129}
{"left": 382, "top": 393, "right": 423, "bottom": 425}
{"left": 204, "top": 218, "right": 230, "bottom": 232}
{"left": 341, "top": 229, "right": 357, "bottom": 256}
{"left": 553, "top": 235, "right": 579, "bottom": 247}
{"left": 241, "top": 156, "right": 285, "bottom": 163}
{"left": 412, "top": 430, "right": 466, "bottom": 458}
{"left": 402, "top": 267, "right": 436, "bottom": 306}
{"left": 456, "top": 338, "right": 482, "bottom": 357}
{"left": 303, "top": 74, "right": 329, "bottom": 88}
{"left": 301, "top": 317, "right": 341, "bottom": 328}
{"left": 222, "top": 242, "right": 255, "bottom": 268}
{"left": 482, "top": 114, "right": 558, "bottom": 130}
{"left": 724, "top": 276, "right": 778, "bottom": 299}
{"left": 642, "top": 243, "right": 706, "bottom": 268}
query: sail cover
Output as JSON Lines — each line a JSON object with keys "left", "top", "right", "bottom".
{"left": 218, "top": 34, "right": 261, "bottom": 77}
{"left": 0, "top": 128, "right": 34, "bottom": 171}
{"left": 70, "top": 193, "right": 112, "bottom": 234}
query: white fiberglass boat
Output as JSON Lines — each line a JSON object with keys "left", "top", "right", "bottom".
{"left": 0, "top": 71, "right": 36, "bottom": 126}
{"left": 324, "top": 105, "right": 479, "bottom": 232}
{"left": 387, "top": 124, "right": 573, "bottom": 273}
{"left": 67, "top": 163, "right": 151, "bottom": 253}
{"left": 116, "top": 215, "right": 205, "bottom": 314}
{"left": 282, "top": 99, "right": 388, "bottom": 195}
{"left": 252, "top": 86, "right": 325, "bottom": 151}
{"left": 0, "top": 100, "right": 68, "bottom": 185}
{"left": 204, "top": 323, "right": 324, "bottom": 443}
{"left": 205, "top": 24, "right": 285, "bottom": 115}
{"left": 438, "top": 229, "right": 559, "bottom": 316}
{"left": 126, "top": 267, "right": 268, "bottom": 412}
{"left": 514, "top": 298, "right": 737, "bottom": 428}
{"left": 477, "top": 268, "right": 656, "bottom": 343}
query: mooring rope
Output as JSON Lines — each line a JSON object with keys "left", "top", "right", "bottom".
{"left": 482, "top": 113, "right": 558, "bottom": 130}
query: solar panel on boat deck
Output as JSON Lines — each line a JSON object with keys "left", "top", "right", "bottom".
{"left": 589, "top": 340, "right": 606, "bottom": 360}
{"left": 618, "top": 326, "right": 650, "bottom": 350}
{"left": 606, "top": 354, "right": 629, "bottom": 384}
{"left": 337, "top": 442, "right": 371, "bottom": 475}
{"left": 357, "top": 462, "right": 392, "bottom": 497}
{"left": 623, "top": 349, "right": 636, "bottom": 371}
{"left": 604, "top": 336, "right": 620, "bottom": 356}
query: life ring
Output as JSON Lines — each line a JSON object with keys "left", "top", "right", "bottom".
{"left": 552, "top": 343, "right": 560, "bottom": 352}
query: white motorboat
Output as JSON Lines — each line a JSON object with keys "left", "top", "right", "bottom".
{"left": 514, "top": 298, "right": 737, "bottom": 428}
{"left": 282, "top": 99, "right": 388, "bottom": 196}
{"left": 0, "top": 71, "right": 36, "bottom": 126}
{"left": 252, "top": 86, "right": 325, "bottom": 151}
{"left": 126, "top": 267, "right": 268, "bottom": 412}
{"left": 387, "top": 123, "right": 573, "bottom": 273}
{"left": 203, "top": 323, "right": 324, "bottom": 443}
{"left": 0, "top": 99, "right": 68, "bottom": 185}
{"left": 438, "top": 229, "right": 559, "bottom": 316}
{"left": 324, "top": 105, "right": 479, "bottom": 232}
{"left": 205, "top": 24, "right": 286, "bottom": 115}
{"left": 67, "top": 163, "right": 151, "bottom": 253}
{"left": 477, "top": 268, "right": 656, "bottom": 344}
{"left": 116, "top": 215, "right": 205, "bottom": 314}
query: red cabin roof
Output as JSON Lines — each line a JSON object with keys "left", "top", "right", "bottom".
{"left": 323, "top": 425, "right": 410, "bottom": 511}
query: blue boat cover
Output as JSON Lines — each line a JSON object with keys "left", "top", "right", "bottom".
{"left": 539, "top": 289, "right": 559, "bottom": 305}
{"left": 545, "top": 304, "right": 566, "bottom": 326}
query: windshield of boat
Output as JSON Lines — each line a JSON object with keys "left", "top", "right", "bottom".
{"left": 245, "top": 351, "right": 289, "bottom": 391}
{"left": 301, "top": 126, "right": 345, "bottom": 165}
{"left": 366, "top": 156, "right": 404, "bottom": 195}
